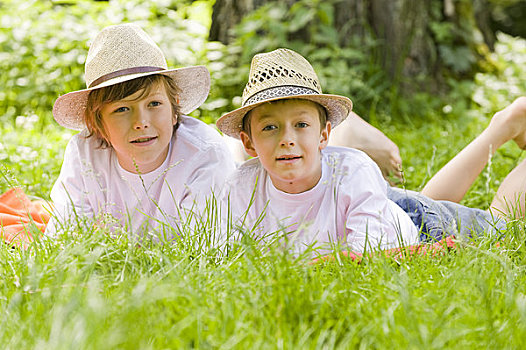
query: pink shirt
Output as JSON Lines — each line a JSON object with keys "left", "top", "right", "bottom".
{"left": 223, "top": 146, "right": 418, "bottom": 255}
{"left": 46, "top": 115, "right": 236, "bottom": 238}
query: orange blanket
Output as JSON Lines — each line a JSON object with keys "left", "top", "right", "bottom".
{"left": 0, "top": 187, "right": 50, "bottom": 247}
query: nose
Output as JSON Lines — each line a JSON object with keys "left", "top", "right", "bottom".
{"left": 132, "top": 109, "right": 150, "bottom": 130}
{"left": 279, "top": 127, "right": 295, "bottom": 147}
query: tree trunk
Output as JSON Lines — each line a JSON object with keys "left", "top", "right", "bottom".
{"left": 209, "top": 0, "right": 256, "bottom": 44}
{"left": 209, "top": 0, "right": 496, "bottom": 91}
{"left": 369, "top": 0, "right": 437, "bottom": 82}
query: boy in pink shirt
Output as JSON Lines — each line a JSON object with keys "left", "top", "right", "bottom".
{"left": 217, "top": 48, "right": 525, "bottom": 255}
{"left": 217, "top": 49, "right": 419, "bottom": 254}
{"left": 47, "top": 23, "right": 235, "bottom": 238}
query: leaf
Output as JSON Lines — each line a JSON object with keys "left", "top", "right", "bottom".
{"left": 288, "top": 6, "right": 315, "bottom": 32}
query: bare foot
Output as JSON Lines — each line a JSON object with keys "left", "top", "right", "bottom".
{"left": 330, "top": 112, "right": 403, "bottom": 184}
{"left": 490, "top": 96, "right": 526, "bottom": 149}
{"left": 357, "top": 137, "right": 403, "bottom": 185}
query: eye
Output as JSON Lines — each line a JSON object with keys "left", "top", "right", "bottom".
{"left": 113, "top": 106, "right": 129, "bottom": 113}
{"left": 262, "top": 124, "right": 277, "bottom": 131}
{"left": 149, "top": 101, "right": 162, "bottom": 107}
{"left": 296, "top": 121, "right": 309, "bottom": 128}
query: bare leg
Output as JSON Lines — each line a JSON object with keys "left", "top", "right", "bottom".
{"left": 490, "top": 158, "right": 526, "bottom": 218}
{"left": 330, "top": 112, "right": 403, "bottom": 183}
{"left": 422, "top": 97, "right": 526, "bottom": 203}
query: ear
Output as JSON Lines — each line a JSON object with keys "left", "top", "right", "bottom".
{"left": 319, "top": 121, "right": 331, "bottom": 150}
{"left": 240, "top": 131, "right": 258, "bottom": 158}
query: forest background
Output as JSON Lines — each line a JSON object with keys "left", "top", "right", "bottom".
{"left": 1, "top": 0, "right": 526, "bottom": 348}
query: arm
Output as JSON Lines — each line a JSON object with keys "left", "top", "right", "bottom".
{"left": 45, "top": 136, "right": 94, "bottom": 236}
{"left": 311, "top": 236, "right": 457, "bottom": 264}
{"left": 344, "top": 161, "right": 418, "bottom": 253}
{"left": 222, "top": 134, "right": 249, "bottom": 163}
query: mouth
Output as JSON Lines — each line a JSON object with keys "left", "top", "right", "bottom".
{"left": 130, "top": 136, "right": 157, "bottom": 144}
{"left": 276, "top": 155, "right": 302, "bottom": 161}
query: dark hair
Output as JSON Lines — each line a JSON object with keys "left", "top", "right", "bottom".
{"left": 84, "top": 74, "right": 182, "bottom": 148}
{"left": 242, "top": 99, "right": 328, "bottom": 138}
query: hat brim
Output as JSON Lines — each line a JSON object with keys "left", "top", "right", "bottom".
{"left": 216, "top": 94, "right": 353, "bottom": 139}
{"left": 52, "top": 65, "right": 210, "bottom": 130}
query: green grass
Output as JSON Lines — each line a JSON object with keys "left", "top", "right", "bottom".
{"left": 2, "top": 217, "right": 526, "bottom": 348}
{"left": 2, "top": 108, "right": 526, "bottom": 348}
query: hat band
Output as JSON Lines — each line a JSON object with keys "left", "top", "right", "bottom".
{"left": 88, "top": 66, "right": 165, "bottom": 88}
{"left": 244, "top": 86, "right": 318, "bottom": 107}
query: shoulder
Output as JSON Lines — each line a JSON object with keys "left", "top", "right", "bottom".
{"left": 322, "top": 146, "right": 380, "bottom": 173}
{"left": 224, "top": 158, "right": 264, "bottom": 193}
{"left": 322, "top": 146, "right": 387, "bottom": 192}
{"left": 176, "top": 115, "right": 227, "bottom": 151}
{"left": 220, "top": 158, "right": 266, "bottom": 213}
{"left": 228, "top": 158, "right": 263, "bottom": 183}
{"left": 172, "top": 116, "right": 234, "bottom": 169}
{"left": 169, "top": 116, "right": 236, "bottom": 184}
{"left": 63, "top": 131, "right": 112, "bottom": 165}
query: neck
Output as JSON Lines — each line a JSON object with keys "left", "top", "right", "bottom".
{"left": 270, "top": 165, "right": 322, "bottom": 194}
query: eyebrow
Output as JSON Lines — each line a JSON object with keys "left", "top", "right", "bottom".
{"left": 147, "top": 91, "right": 167, "bottom": 98}
{"left": 253, "top": 114, "right": 274, "bottom": 122}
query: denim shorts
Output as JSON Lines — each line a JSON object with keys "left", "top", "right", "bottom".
{"left": 387, "top": 186, "right": 505, "bottom": 243}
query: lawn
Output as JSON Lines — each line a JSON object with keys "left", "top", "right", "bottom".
{"left": 2, "top": 100, "right": 526, "bottom": 348}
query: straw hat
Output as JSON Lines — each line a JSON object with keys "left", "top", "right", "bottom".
{"left": 53, "top": 23, "right": 210, "bottom": 130}
{"left": 216, "top": 48, "right": 353, "bottom": 139}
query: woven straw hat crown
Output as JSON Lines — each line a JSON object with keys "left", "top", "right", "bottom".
{"left": 53, "top": 23, "right": 210, "bottom": 130}
{"left": 241, "top": 48, "right": 322, "bottom": 105}
{"left": 84, "top": 23, "right": 168, "bottom": 88}
{"left": 216, "top": 48, "right": 353, "bottom": 138}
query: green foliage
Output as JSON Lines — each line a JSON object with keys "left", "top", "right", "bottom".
{"left": 0, "top": 0, "right": 91, "bottom": 127}
{"left": 1, "top": 0, "right": 521, "bottom": 127}
{"left": 472, "top": 32, "right": 526, "bottom": 114}
{"left": 489, "top": 0, "right": 526, "bottom": 38}
{"left": 208, "top": 0, "right": 388, "bottom": 120}
{"left": 0, "top": 0, "right": 216, "bottom": 126}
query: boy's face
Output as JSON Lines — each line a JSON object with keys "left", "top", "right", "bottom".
{"left": 240, "top": 100, "right": 330, "bottom": 194}
{"left": 100, "top": 82, "right": 176, "bottom": 173}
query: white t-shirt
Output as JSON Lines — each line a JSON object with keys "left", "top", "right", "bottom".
{"left": 222, "top": 146, "right": 419, "bottom": 255}
{"left": 46, "top": 115, "right": 236, "bottom": 238}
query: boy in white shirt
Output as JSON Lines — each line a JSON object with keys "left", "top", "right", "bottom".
{"left": 46, "top": 23, "right": 235, "bottom": 238}
{"left": 217, "top": 49, "right": 420, "bottom": 254}
{"left": 217, "top": 49, "right": 523, "bottom": 255}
